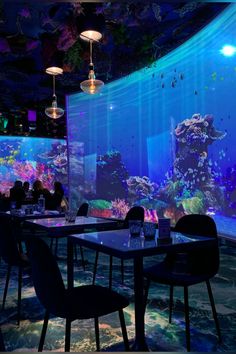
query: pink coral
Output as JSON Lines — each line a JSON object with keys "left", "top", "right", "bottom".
{"left": 12, "top": 161, "right": 55, "bottom": 191}
{"left": 111, "top": 199, "right": 130, "bottom": 219}
{"left": 144, "top": 208, "right": 158, "bottom": 223}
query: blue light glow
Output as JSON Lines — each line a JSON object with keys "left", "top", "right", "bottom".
{"left": 220, "top": 44, "right": 236, "bottom": 56}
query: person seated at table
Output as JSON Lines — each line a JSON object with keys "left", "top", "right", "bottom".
{"left": 32, "top": 179, "right": 52, "bottom": 210}
{"left": 51, "top": 181, "right": 64, "bottom": 210}
{"left": 9, "top": 180, "right": 26, "bottom": 208}
{"left": 23, "top": 181, "right": 33, "bottom": 200}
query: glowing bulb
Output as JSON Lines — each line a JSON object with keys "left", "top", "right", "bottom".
{"left": 45, "top": 99, "right": 64, "bottom": 119}
{"left": 80, "top": 69, "right": 104, "bottom": 94}
{"left": 89, "top": 80, "right": 96, "bottom": 94}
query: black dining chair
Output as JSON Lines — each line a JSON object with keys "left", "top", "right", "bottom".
{"left": 93, "top": 206, "right": 145, "bottom": 288}
{"left": 77, "top": 202, "right": 89, "bottom": 217}
{"left": 0, "top": 215, "right": 30, "bottom": 325}
{"left": 26, "top": 237, "right": 130, "bottom": 352}
{"left": 143, "top": 214, "right": 221, "bottom": 352}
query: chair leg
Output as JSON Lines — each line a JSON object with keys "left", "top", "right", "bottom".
{"left": 0, "top": 327, "right": 5, "bottom": 352}
{"left": 55, "top": 238, "right": 58, "bottom": 258}
{"left": 80, "top": 246, "right": 86, "bottom": 271}
{"left": 2, "top": 265, "right": 11, "bottom": 311}
{"left": 65, "top": 319, "right": 71, "bottom": 352}
{"left": 49, "top": 238, "right": 54, "bottom": 252}
{"left": 38, "top": 310, "right": 49, "bottom": 352}
{"left": 143, "top": 278, "right": 150, "bottom": 315}
{"left": 109, "top": 256, "right": 113, "bottom": 289}
{"left": 17, "top": 266, "right": 22, "bottom": 326}
{"left": 184, "top": 286, "right": 191, "bottom": 352}
{"left": 93, "top": 251, "right": 99, "bottom": 285}
{"left": 169, "top": 285, "right": 174, "bottom": 324}
{"left": 206, "top": 280, "right": 222, "bottom": 342}
{"left": 94, "top": 317, "right": 100, "bottom": 352}
{"left": 121, "top": 259, "right": 124, "bottom": 285}
{"left": 119, "top": 309, "right": 129, "bottom": 351}
{"left": 74, "top": 244, "right": 78, "bottom": 261}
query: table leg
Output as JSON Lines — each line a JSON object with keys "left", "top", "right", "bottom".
{"left": 131, "top": 257, "right": 149, "bottom": 351}
{"left": 67, "top": 238, "right": 74, "bottom": 289}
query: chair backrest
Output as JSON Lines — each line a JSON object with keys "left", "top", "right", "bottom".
{"left": 77, "top": 202, "right": 89, "bottom": 216}
{"left": 26, "top": 238, "right": 66, "bottom": 315}
{"left": 124, "top": 206, "right": 145, "bottom": 227}
{"left": 174, "top": 214, "right": 217, "bottom": 237}
{"left": 173, "top": 214, "right": 219, "bottom": 275}
{"left": 0, "top": 216, "right": 23, "bottom": 266}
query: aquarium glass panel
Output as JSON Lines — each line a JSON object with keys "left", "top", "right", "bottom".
{"left": 67, "top": 4, "right": 236, "bottom": 236}
{"left": 0, "top": 136, "right": 68, "bottom": 195}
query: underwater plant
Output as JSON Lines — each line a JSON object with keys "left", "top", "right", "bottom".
{"left": 177, "top": 196, "right": 204, "bottom": 214}
{"left": 89, "top": 199, "right": 112, "bottom": 210}
{"left": 89, "top": 199, "right": 112, "bottom": 218}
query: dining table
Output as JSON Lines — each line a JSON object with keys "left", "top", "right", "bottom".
{"left": 24, "top": 216, "right": 119, "bottom": 237}
{"left": 0, "top": 209, "right": 66, "bottom": 253}
{"left": 0, "top": 209, "right": 64, "bottom": 221}
{"left": 24, "top": 216, "right": 120, "bottom": 267}
{"left": 67, "top": 229, "right": 217, "bottom": 351}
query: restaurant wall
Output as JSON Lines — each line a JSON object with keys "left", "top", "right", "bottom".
{"left": 0, "top": 136, "right": 68, "bottom": 195}
{"left": 66, "top": 4, "right": 236, "bottom": 231}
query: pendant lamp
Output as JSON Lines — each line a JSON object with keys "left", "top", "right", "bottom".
{"left": 77, "top": 12, "right": 105, "bottom": 42}
{"left": 45, "top": 66, "right": 64, "bottom": 119}
{"left": 80, "top": 39, "right": 104, "bottom": 95}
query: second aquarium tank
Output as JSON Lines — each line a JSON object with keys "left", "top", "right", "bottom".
{"left": 0, "top": 136, "right": 68, "bottom": 195}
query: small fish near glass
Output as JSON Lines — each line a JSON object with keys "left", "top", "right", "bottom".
{"left": 129, "top": 220, "right": 142, "bottom": 237}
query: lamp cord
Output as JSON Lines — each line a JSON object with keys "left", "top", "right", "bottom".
{"left": 52, "top": 75, "right": 57, "bottom": 99}
{"left": 89, "top": 39, "right": 93, "bottom": 65}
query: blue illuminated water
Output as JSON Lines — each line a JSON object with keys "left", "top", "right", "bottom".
{"left": 67, "top": 4, "right": 236, "bottom": 239}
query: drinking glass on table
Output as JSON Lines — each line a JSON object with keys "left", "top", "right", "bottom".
{"left": 143, "top": 221, "right": 156, "bottom": 239}
{"left": 129, "top": 220, "right": 142, "bottom": 237}
{"left": 65, "top": 210, "right": 77, "bottom": 223}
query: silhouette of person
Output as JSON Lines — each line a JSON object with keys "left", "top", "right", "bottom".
{"left": 9, "top": 180, "right": 26, "bottom": 208}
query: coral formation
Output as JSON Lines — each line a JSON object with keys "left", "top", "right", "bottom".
{"left": 96, "top": 150, "right": 129, "bottom": 201}
{"left": 174, "top": 113, "right": 226, "bottom": 190}
{"left": 86, "top": 113, "right": 227, "bottom": 224}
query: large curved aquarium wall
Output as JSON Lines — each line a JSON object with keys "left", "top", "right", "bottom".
{"left": 0, "top": 136, "right": 67, "bottom": 195}
{"left": 67, "top": 4, "right": 236, "bottom": 236}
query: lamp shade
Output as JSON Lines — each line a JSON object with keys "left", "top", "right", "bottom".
{"left": 80, "top": 66, "right": 104, "bottom": 94}
{"left": 45, "top": 98, "right": 64, "bottom": 119}
{"left": 80, "top": 78, "right": 104, "bottom": 94}
{"left": 45, "top": 66, "right": 63, "bottom": 75}
{"left": 77, "top": 13, "right": 105, "bottom": 41}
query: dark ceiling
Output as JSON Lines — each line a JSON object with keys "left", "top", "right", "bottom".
{"left": 0, "top": 1, "right": 228, "bottom": 137}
